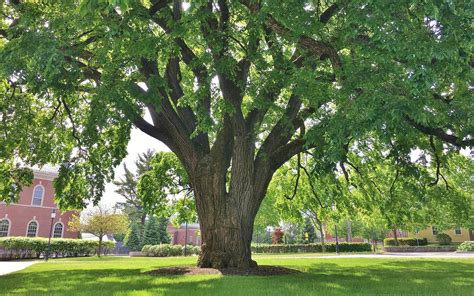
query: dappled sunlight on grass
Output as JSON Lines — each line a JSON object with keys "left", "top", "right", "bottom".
{"left": 0, "top": 256, "right": 472, "bottom": 295}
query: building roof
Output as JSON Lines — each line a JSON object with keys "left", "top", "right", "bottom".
{"left": 81, "top": 233, "right": 115, "bottom": 242}
{"left": 30, "top": 165, "right": 59, "bottom": 180}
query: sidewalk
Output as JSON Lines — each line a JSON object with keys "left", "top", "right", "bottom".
{"left": 0, "top": 261, "right": 38, "bottom": 276}
{"left": 256, "top": 252, "right": 474, "bottom": 259}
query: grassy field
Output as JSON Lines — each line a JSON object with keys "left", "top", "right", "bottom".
{"left": 0, "top": 255, "right": 473, "bottom": 295}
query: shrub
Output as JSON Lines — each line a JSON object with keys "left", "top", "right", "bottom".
{"left": 141, "top": 244, "right": 201, "bottom": 257}
{"left": 436, "top": 233, "right": 452, "bottom": 245}
{"left": 456, "top": 241, "right": 474, "bottom": 252}
{"left": 0, "top": 237, "right": 114, "bottom": 259}
{"left": 383, "top": 237, "right": 428, "bottom": 246}
{"left": 272, "top": 228, "right": 284, "bottom": 244}
{"left": 251, "top": 243, "right": 372, "bottom": 253}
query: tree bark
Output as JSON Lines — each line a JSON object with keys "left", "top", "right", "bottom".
{"left": 318, "top": 221, "right": 326, "bottom": 253}
{"left": 392, "top": 228, "right": 399, "bottom": 246}
{"left": 191, "top": 154, "right": 265, "bottom": 269}
{"left": 98, "top": 235, "right": 103, "bottom": 257}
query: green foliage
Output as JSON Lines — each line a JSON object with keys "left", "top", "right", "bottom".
{"left": 383, "top": 238, "right": 428, "bottom": 247}
{"left": 137, "top": 152, "right": 190, "bottom": 217}
{"left": 157, "top": 217, "right": 171, "bottom": 244}
{"left": 113, "top": 233, "right": 125, "bottom": 242}
{"left": 141, "top": 244, "right": 200, "bottom": 257}
{"left": 0, "top": 237, "right": 114, "bottom": 259}
{"left": 113, "top": 150, "right": 154, "bottom": 225}
{"left": 1, "top": 0, "right": 473, "bottom": 262}
{"left": 68, "top": 206, "right": 129, "bottom": 243}
{"left": 142, "top": 216, "right": 170, "bottom": 246}
{"left": 251, "top": 243, "right": 372, "bottom": 254}
{"left": 436, "top": 233, "right": 452, "bottom": 245}
{"left": 302, "top": 218, "right": 317, "bottom": 243}
{"left": 456, "top": 241, "right": 474, "bottom": 252}
{"left": 124, "top": 223, "right": 142, "bottom": 251}
{"left": 142, "top": 216, "right": 160, "bottom": 246}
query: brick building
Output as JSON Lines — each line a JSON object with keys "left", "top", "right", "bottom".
{"left": 0, "top": 167, "right": 78, "bottom": 239}
{"left": 167, "top": 223, "right": 201, "bottom": 245}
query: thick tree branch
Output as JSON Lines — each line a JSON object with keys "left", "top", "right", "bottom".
{"left": 266, "top": 15, "right": 342, "bottom": 71}
{"left": 319, "top": 3, "right": 340, "bottom": 24}
{"left": 405, "top": 116, "right": 473, "bottom": 148}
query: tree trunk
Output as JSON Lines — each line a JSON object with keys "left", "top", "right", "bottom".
{"left": 392, "top": 228, "right": 399, "bottom": 246}
{"left": 318, "top": 221, "right": 326, "bottom": 253}
{"left": 140, "top": 213, "right": 146, "bottom": 226}
{"left": 347, "top": 220, "right": 352, "bottom": 242}
{"left": 192, "top": 154, "right": 265, "bottom": 269}
{"left": 98, "top": 236, "right": 103, "bottom": 257}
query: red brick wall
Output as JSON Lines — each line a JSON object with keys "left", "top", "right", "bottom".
{"left": 0, "top": 177, "right": 79, "bottom": 239}
{"left": 167, "top": 224, "right": 201, "bottom": 245}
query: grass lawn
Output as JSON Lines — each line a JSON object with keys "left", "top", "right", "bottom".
{"left": 0, "top": 255, "right": 472, "bottom": 295}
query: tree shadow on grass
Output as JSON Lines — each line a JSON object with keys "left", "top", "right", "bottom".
{"left": 0, "top": 260, "right": 472, "bottom": 296}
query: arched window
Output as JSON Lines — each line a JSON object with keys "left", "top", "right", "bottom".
{"left": 32, "top": 185, "right": 44, "bottom": 206}
{"left": 0, "top": 219, "right": 10, "bottom": 237}
{"left": 53, "top": 222, "right": 63, "bottom": 238}
{"left": 27, "top": 221, "right": 38, "bottom": 237}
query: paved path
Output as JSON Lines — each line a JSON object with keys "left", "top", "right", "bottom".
{"left": 258, "top": 252, "right": 474, "bottom": 259}
{"left": 0, "top": 261, "right": 38, "bottom": 276}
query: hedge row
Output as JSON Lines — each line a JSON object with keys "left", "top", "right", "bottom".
{"left": 141, "top": 244, "right": 201, "bottom": 257}
{"left": 457, "top": 241, "right": 474, "bottom": 252}
{"left": 383, "top": 237, "right": 428, "bottom": 246}
{"left": 251, "top": 243, "right": 372, "bottom": 253}
{"left": 0, "top": 237, "right": 115, "bottom": 259}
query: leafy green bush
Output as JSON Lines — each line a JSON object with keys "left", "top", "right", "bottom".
{"left": 383, "top": 237, "right": 428, "bottom": 246}
{"left": 141, "top": 244, "right": 201, "bottom": 256}
{"left": 251, "top": 243, "right": 372, "bottom": 253}
{"left": 0, "top": 237, "right": 115, "bottom": 259}
{"left": 456, "top": 241, "right": 474, "bottom": 252}
{"left": 436, "top": 233, "right": 452, "bottom": 245}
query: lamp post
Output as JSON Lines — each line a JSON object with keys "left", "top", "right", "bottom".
{"left": 45, "top": 209, "right": 56, "bottom": 261}
{"left": 184, "top": 221, "right": 188, "bottom": 256}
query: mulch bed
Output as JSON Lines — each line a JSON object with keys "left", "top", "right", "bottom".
{"left": 148, "top": 265, "right": 301, "bottom": 276}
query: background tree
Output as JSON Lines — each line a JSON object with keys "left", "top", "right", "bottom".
{"left": 302, "top": 218, "right": 317, "bottom": 243}
{"left": 142, "top": 215, "right": 161, "bottom": 246}
{"left": 114, "top": 150, "right": 154, "bottom": 225}
{"left": 69, "top": 206, "right": 128, "bottom": 256}
{"left": 1, "top": 0, "right": 472, "bottom": 268}
{"left": 157, "top": 217, "right": 172, "bottom": 244}
{"left": 138, "top": 152, "right": 190, "bottom": 216}
{"left": 124, "top": 222, "right": 143, "bottom": 251}
{"left": 142, "top": 215, "right": 172, "bottom": 245}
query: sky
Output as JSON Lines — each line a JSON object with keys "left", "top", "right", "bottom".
{"left": 101, "top": 121, "right": 169, "bottom": 207}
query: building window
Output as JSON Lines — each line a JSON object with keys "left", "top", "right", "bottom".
{"left": 0, "top": 219, "right": 9, "bottom": 237}
{"left": 53, "top": 222, "right": 63, "bottom": 238}
{"left": 32, "top": 185, "right": 44, "bottom": 206}
{"left": 27, "top": 221, "right": 38, "bottom": 237}
{"left": 454, "top": 227, "right": 462, "bottom": 235}
{"left": 432, "top": 226, "right": 438, "bottom": 236}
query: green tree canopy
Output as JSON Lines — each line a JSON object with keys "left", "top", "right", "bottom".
{"left": 1, "top": 0, "right": 472, "bottom": 268}
{"left": 124, "top": 222, "right": 143, "bottom": 251}
{"left": 113, "top": 149, "right": 154, "bottom": 225}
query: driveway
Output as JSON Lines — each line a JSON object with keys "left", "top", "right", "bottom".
{"left": 0, "top": 261, "right": 38, "bottom": 276}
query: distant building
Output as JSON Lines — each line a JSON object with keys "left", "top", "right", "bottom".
{"left": 167, "top": 223, "right": 201, "bottom": 245}
{"left": 0, "top": 167, "right": 79, "bottom": 239}
{"left": 408, "top": 226, "right": 473, "bottom": 243}
{"left": 81, "top": 233, "right": 115, "bottom": 242}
